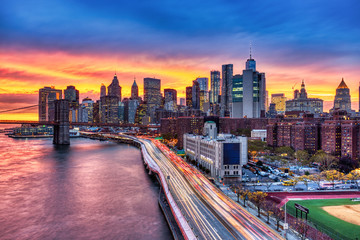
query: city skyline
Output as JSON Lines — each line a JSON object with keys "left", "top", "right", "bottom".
{"left": 1, "top": 0, "right": 360, "bottom": 119}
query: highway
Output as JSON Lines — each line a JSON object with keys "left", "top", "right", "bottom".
{"left": 139, "top": 138, "right": 283, "bottom": 240}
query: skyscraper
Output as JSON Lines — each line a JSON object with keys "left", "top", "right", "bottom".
{"left": 271, "top": 93, "right": 287, "bottom": 113}
{"left": 100, "top": 84, "right": 106, "bottom": 97}
{"left": 100, "top": 95, "right": 119, "bottom": 123}
{"left": 186, "top": 86, "right": 192, "bottom": 108}
{"left": 210, "top": 70, "right": 220, "bottom": 104}
{"left": 180, "top": 98, "right": 186, "bottom": 106}
{"left": 164, "top": 88, "right": 177, "bottom": 111}
{"left": 64, "top": 85, "right": 79, "bottom": 109}
{"left": 144, "top": 77, "right": 161, "bottom": 121}
{"left": 38, "top": 86, "right": 62, "bottom": 121}
{"left": 220, "top": 64, "right": 233, "bottom": 117}
{"left": 231, "top": 57, "right": 266, "bottom": 118}
{"left": 196, "top": 77, "right": 209, "bottom": 92}
{"left": 192, "top": 80, "right": 200, "bottom": 110}
{"left": 131, "top": 78, "right": 139, "bottom": 100}
{"left": 79, "top": 97, "right": 94, "bottom": 123}
{"left": 108, "top": 74, "right": 122, "bottom": 100}
{"left": 333, "top": 78, "right": 351, "bottom": 113}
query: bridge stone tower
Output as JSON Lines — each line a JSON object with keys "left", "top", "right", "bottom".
{"left": 53, "top": 99, "right": 70, "bottom": 145}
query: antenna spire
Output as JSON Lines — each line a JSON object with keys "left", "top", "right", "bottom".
{"left": 250, "top": 42, "right": 252, "bottom": 59}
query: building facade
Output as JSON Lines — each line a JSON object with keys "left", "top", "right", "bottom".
{"left": 131, "top": 79, "right": 139, "bottom": 100}
{"left": 220, "top": 64, "right": 233, "bottom": 117}
{"left": 232, "top": 57, "right": 266, "bottom": 118}
{"left": 144, "top": 77, "right": 161, "bottom": 122}
{"left": 286, "top": 81, "right": 323, "bottom": 114}
{"left": 184, "top": 130, "right": 247, "bottom": 183}
{"left": 108, "top": 74, "right": 122, "bottom": 100}
{"left": 210, "top": 70, "right": 221, "bottom": 104}
{"left": 271, "top": 93, "right": 287, "bottom": 113}
{"left": 38, "top": 86, "right": 62, "bottom": 121}
{"left": 333, "top": 78, "right": 351, "bottom": 112}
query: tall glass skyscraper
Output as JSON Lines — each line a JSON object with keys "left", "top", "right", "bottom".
{"left": 210, "top": 70, "right": 220, "bottom": 104}
{"left": 220, "top": 64, "right": 233, "bottom": 117}
{"left": 232, "top": 57, "right": 266, "bottom": 118}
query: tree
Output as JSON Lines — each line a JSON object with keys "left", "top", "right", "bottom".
{"left": 263, "top": 201, "right": 274, "bottom": 224}
{"left": 239, "top": 189, "right": 251, "bottom": 207}
{"left": 308, "top": 173, "right": 323, "bottom": 189}
{"left": 249, "top": 191, "right": 268, "bottom": 217}
{"left": 345, "top": 169, "right": 360, "bottom": 189}
{"left": 275, "top": 146, "right": 295, "bottom": 158}
{"left": 321, "top": 170, "right": 344, "bottom": 189}
{"left": 310, "top": 150, "right": 338, "bottom": 170}
{"left": 292, "top": 218, "right": 310, "bottom": 240}
{"left": 272, "top": 204, "right": 285, "bottom": 231}
{"left": 337, "top": 157, "right": 359, "bottom": 173}
{"left": 248, "top": 139, "right": 268, "bottom": 152}
{"left": 294, "top": 150, "right": 310, "bottom": 166}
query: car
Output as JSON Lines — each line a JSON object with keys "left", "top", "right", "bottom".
{"left": 295, "top": 187, "right": 305, "bottom": 191}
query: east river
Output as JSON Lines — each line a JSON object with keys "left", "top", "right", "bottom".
{"left": 0, "top": 133, "right": 172, "bottom": 240}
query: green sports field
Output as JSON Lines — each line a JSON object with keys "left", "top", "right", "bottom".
{"left": 286, "top": 198, "right": 360, "bottom": 240}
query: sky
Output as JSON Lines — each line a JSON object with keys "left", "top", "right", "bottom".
{"left": 1, "top": 0, "right": 360, "bottom": 120}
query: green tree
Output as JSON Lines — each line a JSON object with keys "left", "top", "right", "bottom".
{"left": 310, "top": 150, "right": 338, "bottom": 170}
{"left": 248, "top": 139, "right": 268, "bottom": 152}
{"left": 294, "top": 150, "right": 310, "bottom": 166}
{"left": 275, "top": 146, "right": 295, "bottom": 158}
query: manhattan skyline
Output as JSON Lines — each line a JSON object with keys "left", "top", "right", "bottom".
{"left": 1, "top": 0, "right": 360, "bottom": 120}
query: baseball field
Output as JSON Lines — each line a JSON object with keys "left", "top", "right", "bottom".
{"left": 286, "top": 198, "right": 360, "bottom": 240}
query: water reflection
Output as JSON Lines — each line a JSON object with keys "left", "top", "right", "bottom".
{"left": 0, "top": 134, "right": 171, "bottom": 240}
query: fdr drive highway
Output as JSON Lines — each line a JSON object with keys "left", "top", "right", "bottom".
{"left": 138, "top": 137, "right": 283, "bottom": 240}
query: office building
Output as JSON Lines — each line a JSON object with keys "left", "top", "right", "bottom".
{"left": 286, "top": 81, "right": 323, "bottom": 114}
{"left": 131, "top": 79, "right": 139, "bottom": 100}
{"left": 333, "top": 78, "right": 351, "bottom": 112}
{"left": 231, "top": 56, "right": 266, "bottom": 118}
{"left": 221, "top": 64, "right": 233, "bottom": 117}
{"left": 184, "top": 124, "right": 248, "bottom": 183}
{"left": 251, "top": 129, "right": 267, "bottom": 141}
{"left": 100, "top": 95, "right": 119, "bottom": 123}
{"left": 164, "top": 88, "right": 177, "bottom": 111}
{"left": 144, "top": 77, "right": 161, "bottom": 121}
{"left": 210, "top": 71, "right": 221, "bottom": 104}
{"left": 186, "top": 86, "right": 193, "bottom": 108}
{"left": 192, "top": 80, "right": 200, "bottom": 110}
{"left": 64, "top": 85, "right": 79, "bottom": 109}
{"left": 79, "top": 97, "right": 94, "bottom": 123}
{"left": 128, "top": 99, "right": 139, "bottom": 124}
{"left": 180, "top": 98, "right": 186, "bottom": 106}
{"left": 108, "top": 74, "right": 122, "bottom": 100}
{"left": 38, "top": 86, "right": 62, "bottom": 121}
{"left": 100, "top": 84, "right": 106, "bottom": 97}
{"left": 271, "top": 93, "right": 287, "bottom": 113}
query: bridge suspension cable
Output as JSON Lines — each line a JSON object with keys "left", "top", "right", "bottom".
{"left": 0, "top": 104, "right": 39, "bottom": 114}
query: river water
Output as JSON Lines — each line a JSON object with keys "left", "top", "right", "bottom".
{"left": 0, "top": 133, "right": 172, "bottom": 240}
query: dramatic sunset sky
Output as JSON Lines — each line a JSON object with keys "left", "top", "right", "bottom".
{"left": 1, "top": 0, "right": 359, "bottom": 120}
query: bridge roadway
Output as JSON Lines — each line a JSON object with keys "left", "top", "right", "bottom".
{"left": 98, "top": 132, "right": 284, "bottom": 240}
